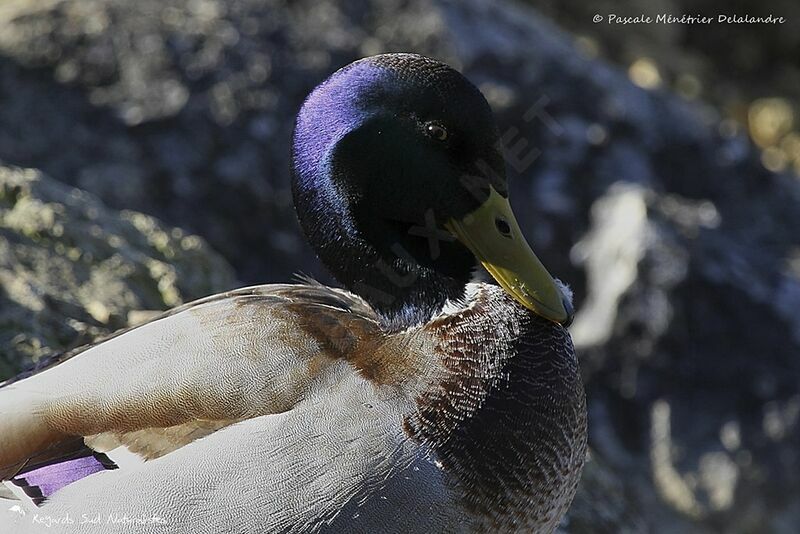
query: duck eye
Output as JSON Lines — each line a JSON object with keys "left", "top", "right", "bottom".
{"left": 425, "top": 122, "right": 449, "bottom": 142}
{"left": 495, "top": 217, "right": 512, "bottom": 237}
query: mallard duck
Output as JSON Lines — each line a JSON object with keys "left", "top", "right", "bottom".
{"left": 0, "top": 53, "right": 586, "bottom": 533}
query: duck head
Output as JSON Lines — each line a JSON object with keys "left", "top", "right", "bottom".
{"left": 292, "top": 53, "right": 572, "bottom": 329}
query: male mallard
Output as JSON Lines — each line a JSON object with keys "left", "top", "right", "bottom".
{"left": 0, "top": 53, "right": 586, "bottom": 533}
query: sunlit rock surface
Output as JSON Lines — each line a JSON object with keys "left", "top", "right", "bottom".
{"left": 0, "top": 165, "right": 235, "bottom": 376}
{"left": 0, "top": 0, "right": 799, "bottom": 531}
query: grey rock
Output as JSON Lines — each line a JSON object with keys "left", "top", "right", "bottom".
{"left": 0, "top": 165, "right": 235, "bottom": 377}
{"left": 573, "top": 184, "right": 800, "bottom": 533}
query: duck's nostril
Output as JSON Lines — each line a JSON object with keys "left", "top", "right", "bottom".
{"left": 495, "top": 217, "right": 511, "bottom": 237}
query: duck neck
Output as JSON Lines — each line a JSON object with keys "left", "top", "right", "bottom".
{"left": 337, "top": 247, "right": 473, "bottom": 331}
{"left": 316, "top": 222, "right": 474, "bottom": 330}
{"left": 292, "top": 178, "right": 474, "bottom": 330}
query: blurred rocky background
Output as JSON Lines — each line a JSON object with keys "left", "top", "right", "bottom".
{"left": 0, "top": 0, "right": 798, "bottom": 532}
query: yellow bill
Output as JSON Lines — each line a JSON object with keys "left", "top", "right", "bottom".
{"left": 446, "top": 187, "right": 572, "bottom": 325}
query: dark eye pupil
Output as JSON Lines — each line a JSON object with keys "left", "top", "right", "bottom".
{"left": 495, "top": 217, "right": 511, "bottom": 236}
{"left": 426, "top": 123, "right": 448, "bottom": 141}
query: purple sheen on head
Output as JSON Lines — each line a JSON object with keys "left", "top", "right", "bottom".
{"left": 294, "top": 60, "right": 390, "bottom": 176}
{"left": 292, "top": 60, "right": 394, "bottom": 236}
{"left": 12, "top": 455, "right": 113, "bottom": 505}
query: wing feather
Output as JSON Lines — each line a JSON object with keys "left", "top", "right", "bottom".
{"left": 0, "top": 283, "right": 380, "bottom": 486}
